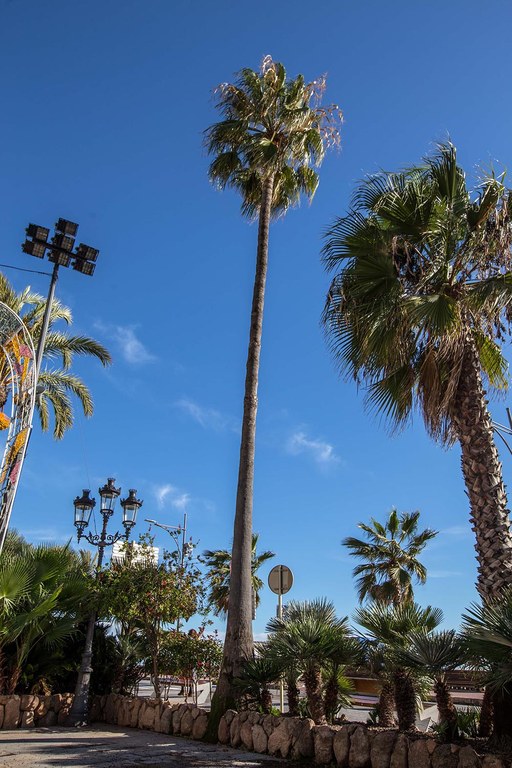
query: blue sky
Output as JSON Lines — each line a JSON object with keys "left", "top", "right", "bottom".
{"left": 2, "top": 0, "right": 512, "bottom": 637}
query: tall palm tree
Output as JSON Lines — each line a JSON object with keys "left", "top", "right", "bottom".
{"left": 355, "top": 601, "right": 442, "bottom": 731}
{"left": 0, "top": 273, "right": 111, "bottom": 438}
{"left": 202, "top": 533, "right": 275, "bottom": 616}
{"left": 266, "top": 598, "right": 354, "bottom": 724}
{"left": 205, "top": 56, "right": 342, "bottom": 722}
{"left": 343, "top": 509, "right": 437, "bottom": 606}
{"left": 323, "top": 143, "right": 512, "bottom": 600}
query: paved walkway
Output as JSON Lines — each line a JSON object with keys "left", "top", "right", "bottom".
{"left": 0, "top": 726, "right": 287, "bottom": 768}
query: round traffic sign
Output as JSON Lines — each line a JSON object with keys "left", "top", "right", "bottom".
{"left": 268, "top": 564, "right": 294, "bottom": 595}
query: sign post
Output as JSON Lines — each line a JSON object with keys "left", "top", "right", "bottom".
{"left": 268, "top": 564, "right": 294, "bottom": 712}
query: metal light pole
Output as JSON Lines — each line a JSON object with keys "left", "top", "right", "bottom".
{"left": 144, "top": 515, "right": 193, "bottom": 631}
{"left": 67, "top": 478, "right": 143, "bottom": 726}
{"left": 0, "top": 220, "right": 100, "bottom": 554}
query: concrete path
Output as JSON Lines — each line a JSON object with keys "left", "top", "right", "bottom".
{"left": 0, "top": 726, "right": 287, "bottom": 768}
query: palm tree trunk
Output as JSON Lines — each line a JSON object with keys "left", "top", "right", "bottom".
{"left": 490, "top": 690, "right": 512, "bottom": 748}
{"left": 452, "top": 336, "right": 512, "bottom": 600}
{"left": 207, "top": 174, "right": 275, "bottom": 738}
{"left": 434, "top": 678, "right": 458, "bottom": 739}
{"left": 303, "top": 665, "right": 326, "bottom": 724}
{"left": 378, "top": 679, "right": 396, "bottom": 727}
{"left": 287, "top": 674, "right": 300, "bottom": 717}
{"left": 324, "top": 674, "right": 339, "bottom": 723}
{"left": 479, "top": 685, "right": 493, "bottom": 737}
{"left": 393, "top": 668, "right": 416, "bottom": 732}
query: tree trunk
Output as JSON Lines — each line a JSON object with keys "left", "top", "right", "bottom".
{"left": 206, "top": 174, "right": 275, "bottom": 740}
{"left": 261, "top": 686, "right": 272, "bottom": 714}
{"left": 378, "top": 679, "right": 396, "bottom": 727}
{"left": 303, "top": 665, "right": 326, "bottom": 724}
{"left": 434, "top": 678, "right": 458, "bottom": 740}
{"left": 452, "top": 336, "right": 512, "bottom": 599}
{"left": 479, "top": 685, "right": 493, "bottom": 737}
{"left": 324, "top": 674, "right": 339, "bottom": 723}
{"left": 287, "top": 675, "right": 300, "bottom": 717}
{"left": 490, "top": 689, "right": 512, "bottom": 749}
{"left": 393, "top": 668, "right": 416, "bottom": 732}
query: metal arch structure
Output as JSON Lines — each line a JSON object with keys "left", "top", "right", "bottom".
{"left": 0, "top": 301, "right": 36, "bottom": 552}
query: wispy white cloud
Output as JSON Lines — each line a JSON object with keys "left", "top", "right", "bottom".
{"left": 286, "top": 430, "right": 340, "bottom": 467}
{"left": 153, "top": 484, "right": 191, "bottom": 512}
{"left": 172, "top": 493, "right": 190, "bottom": 511}
{"left": 176, "top": 397, "right": 236, "bottom": 432}
{"left": 95, "top": 321, "right": 155, "bottom": 364}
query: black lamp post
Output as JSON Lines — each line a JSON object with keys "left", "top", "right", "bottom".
{"left": 22, "top": 218, "right": 99, "bottom": 379}
{"left": 67, "top": 478, "right": 142, "bottom": 726}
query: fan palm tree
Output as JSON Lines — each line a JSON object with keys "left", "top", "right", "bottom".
{"left": 0, "top": 540, "right": 91, "bottom": 693}
{"left": 355, "top": 601, "right": 442, "bottom": 731}
{"left": 462, "top": 590, "right": 512, "bottom": 745}
{"left": 205, "top": 56, "right": 342, "bottom": 723}
{"left": 0, "top": 273, "right": 111, "bottom": 438}
{"left": 232, "top": 652, "right": 283, "bottom": 713}
{"left": 266, "top": 598, "right": 353, "bottom": 724}
{"left": 343, "top": 509, "right": 437, "bottom": 606}
{"left": 395, "top": 630, "right": 463, "bottom": 739}
{"left": 323, "top": 143, "right": 512, "bottom": 600}
{"left": 202, "top": 533, "right": 275, "bottom": 617}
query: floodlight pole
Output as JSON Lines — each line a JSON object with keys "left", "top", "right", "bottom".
{"left": 34, "top": 262, "right": 59, "bottom": 380}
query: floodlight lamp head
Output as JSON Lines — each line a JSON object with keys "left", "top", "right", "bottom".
{"left": 22, "top": 241, "right": 46, "bottom": 258}
{"left": 55, "top": 218, "right": 79, "bottom": 237}
{"left": 26, "top": 224, "right": 49, "bottom": 242}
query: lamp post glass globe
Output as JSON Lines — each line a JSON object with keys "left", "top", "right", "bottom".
{"left": 98, "top": 477, "right": 120, "bottom": 517}
{"left": 121, "top": 489, "right": 143, "bottom": 534}
{"left": 73, "top": 489, "right": 95, "bottom": 539}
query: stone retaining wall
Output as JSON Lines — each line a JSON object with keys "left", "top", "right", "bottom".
{"left": 0, "top": 692, "right": 507, "bottom": 768}
{"left": 0, "top": 693, "right": 73, "bottom": 728}
{"left": 89, "top": 693, "right": 209, "bottom": 740}
{"left": 218, "top": 711, "right": 505, "bottom": 768}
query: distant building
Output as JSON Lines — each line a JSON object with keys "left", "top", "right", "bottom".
{"left": 111, "top": 540, "right": 159, "bottom": 566}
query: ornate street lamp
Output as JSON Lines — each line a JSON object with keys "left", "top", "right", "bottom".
{"left": 67, "top": 478, "right": 142, "bottom": 726}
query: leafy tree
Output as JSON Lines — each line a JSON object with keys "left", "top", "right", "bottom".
{"left": 343, "top": 509, "right": 437, "bottom": 606}
{"left": 323, "top": 143, "right": 512, "bottom": 600}
{"left": 0, "top": 273, "right": 111, "bottom": 438}
{"left": 202, "top": 533, "right": 275, "bottom": 616}
{"left": 99, "top": 537, "right": 205, "bottom": 699}
{"left": 355, "top": 601, "right": 442, "bottom": 731}
{"left": 205, "top": 55, "right": 341, "bottom": 726}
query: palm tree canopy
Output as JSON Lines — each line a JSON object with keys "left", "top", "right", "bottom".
{"left": 354, "top": 601, "right": 443, "bottom": 648}
{"left": 394, "top": 629, "right": 463, "bottom": 678}
{"left": 322, "top": 142, "right": 512, "bottom": 444}
{"left": 266, "top": 598, "right": 353, "bottom": 670}
{"left": 0, "top": 273, "right": 111, "bottom": 438}
{"left": 343, "top": 508, "right": 438, "bottom": 605}
{"left": 462, "top": 591, "right": 512, "bottom": 693}
{"left": 205, "top": 55, "right": 342, "bottom": 219}
{"left": 202, "top": 533, "right": 275, "bottom": 616}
